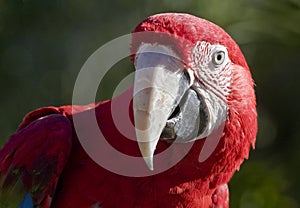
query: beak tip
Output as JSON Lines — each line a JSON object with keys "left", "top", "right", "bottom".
{"left": 143, "top": 156, "right": 154, "bottom": 171}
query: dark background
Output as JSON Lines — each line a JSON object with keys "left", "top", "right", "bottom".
{"left": 1, "top": 0, "right": 300, "bottom": 207}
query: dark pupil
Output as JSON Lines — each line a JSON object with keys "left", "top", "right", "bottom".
{"left": 217, "top": 54, "right": 222, "bottom": 61}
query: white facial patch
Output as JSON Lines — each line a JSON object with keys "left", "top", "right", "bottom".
{"left": 190, "top": 41, "right": 232, "bottom": 100}
{"left": 189, "top": 41, "right": 232, "bottom": 139}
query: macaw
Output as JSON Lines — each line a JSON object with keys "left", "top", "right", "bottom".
{"left": 0, "top": 13, "right": 257, "bottom": 208}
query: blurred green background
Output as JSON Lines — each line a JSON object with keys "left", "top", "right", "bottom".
{"left": 0, "top": 0, "right": 300, "bottom": 207}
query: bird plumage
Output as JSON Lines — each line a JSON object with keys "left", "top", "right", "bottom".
{"left": 0, "top": 13, "right": 257, "bottom": 207}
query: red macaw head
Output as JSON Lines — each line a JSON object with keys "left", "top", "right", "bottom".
{"left": 131, "top": 13, "right": 257, "bottom": 173}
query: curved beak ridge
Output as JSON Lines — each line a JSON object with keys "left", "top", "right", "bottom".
{"left": 133, "top": 46, "right": 189, "bottom": 170}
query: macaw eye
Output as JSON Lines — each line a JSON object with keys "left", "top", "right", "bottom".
{"left": 212, "top": 51, "right": 225, "bottom": 66}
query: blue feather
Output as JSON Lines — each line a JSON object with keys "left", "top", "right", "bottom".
{"left": 18, "top": 193, "right": 33, "bottom": 208}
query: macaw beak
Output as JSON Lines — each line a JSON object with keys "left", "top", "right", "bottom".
{"left": 133, "top": 44, "right": 192, "bottom": 170}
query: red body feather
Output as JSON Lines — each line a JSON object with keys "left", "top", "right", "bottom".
{"left": 0, "top": 13, "right": 257, "bottom": 208}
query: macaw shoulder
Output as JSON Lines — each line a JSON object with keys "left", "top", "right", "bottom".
{"left": 0, "top": 107, "right": 75, "bottom": 207}
{"left": 17, "top": 101, "right": 105, "bottom": 130}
